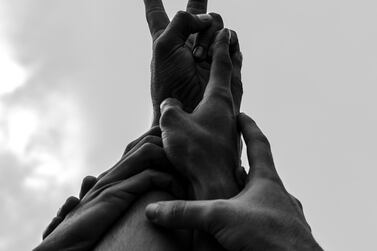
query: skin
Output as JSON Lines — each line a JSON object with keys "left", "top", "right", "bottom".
{"left": 146, "top": 113, "right": 323, "bottom": 251}
{"left": 143, "top": 0, "right": 243, "bottom": 125}
{"left": 42, "top": 1, "right": 244, "bottom": 249}
{"left": 43, "top": 29, "right": 244, "bottom": 251}
{"left": 159, "top": 28, "right": 244, "bottom": 200}
{"left": 94, "top": 191, "right": 191, "bottom": 251}
{"left": 159, "top": 28, "right": 245, "bottom": 250}
{"left": 34, "top": 129, "right": 184, "bottom": 251}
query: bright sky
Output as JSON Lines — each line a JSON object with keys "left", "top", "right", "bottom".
{"left": 0, "top": 1, "right": 376, "bottom": 250}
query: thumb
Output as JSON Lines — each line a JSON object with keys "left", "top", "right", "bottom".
{"left": 158, "top": 11, "right": 212, "bottom": 50}
{"left": 159, "top": 98, "right": 186, "bottom": 129}
{"left": 145, "top": 200, "right": 216, "bottom": 231}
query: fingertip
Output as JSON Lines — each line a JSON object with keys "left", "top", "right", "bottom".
{"left": 160, "top": 98, "right": 182, "bottom": 112}
{"left": 238, "top": 112, "right": 247, "bottom": 123}
{"left": 193, "top": 46, "right": 205, "bottom": 59}
{"left": 145, "top": 203, "right": 159, "bottom": 222}
{"left": 57, "top": 196, "right": 79, "bottom": 217}
{"left": 196, "top": 13, "right": 213, "bottom": 23}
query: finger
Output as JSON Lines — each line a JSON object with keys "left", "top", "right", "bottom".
{"left": 193, "top": 13, "right": 224, "bottom": 61}
{"left": 186, "top": 0, "right": 208, "bottom": 14}
{"left": 56, "top": 196, "right": 80, "bottom": 218}
{"left": 158, "top": 11, "right": 212, "bottom": 50}
{"left": 95, "top": 143, "right": 171, "bottom": 189}
{"left": 42, "top": 216, "right": 63, "bottom": 239}
{"left": 143, "top": 0, "right": 170, "bottom": 40}
{"left": 235, "top": 166, "right": 248, "bottom": 188}
{"left": 79, "top": 176, "right": 97, "bottom": 199}
{"left": 204, "top": 28, "right": 233, "bottom": 98}
{"left": 159, "top": 98, "right": 186, "bottom": 129}
{"left": 238, "top": 113, "right": 279, "bottom": 181}
{"left": 98, "top": 127, "right": 162, "bottom": 181}
{"left": 146, "top": 200, "right": 216, "bottom": 231}
{"left": 124, "top": 135, "right": 162, "bottom": 160}
{"left": 103, "top": 170, "right": 185, "bottom": 204}
{"left": 230, "top": 30, "right": 243, "bottom": 112}
{"left": 123, "top": 126, "right": 161, "bottom": 156}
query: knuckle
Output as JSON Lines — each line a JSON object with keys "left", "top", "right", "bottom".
{"left": 143, "top": 169, "right": 159, "bottom": 179}
{"left": 169, "top": 201, "right": 185, "bottom": 219}
{"left": 66, "top": 196, "right": 79, "bottom": 205}
{"left": 140, "top": 135, "right": 160, "bottom": 145}
{"left": 125, "top": 141, "right": 135, "bottom": 153}
{"left": 290, "top": 194, "right": 304, "bottom": 210}
{"left": 153, "top": 35, "right": 170, "bottom": 53}
{"left": 215, "top": 55, "right": 233, "bottom": 71}
{"left": 175, "top": 10, "right": 191, "bottom": 21}
{"left": 139, "top": 142, "right": 159, "bottom": 155}
{"left": 255, "top": 133, "right": 271, "bottom": 149}
{"left": 208, "top": 200, "right": 231, "bottom": 221}
{"left": 82, "top": 175, "right": 96, "bottom": 184}
{"left": 209, "top": 87, "right": 233, "bottom": 105}
{"left": 208, "top": 12, "right": 224, "bottom": 27}
{"left": 160, "top": 107, "right": 182, "bottom": 127}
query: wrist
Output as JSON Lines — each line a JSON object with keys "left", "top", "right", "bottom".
{"left": 189, "top": 167, "right": 239, "bottom": 200}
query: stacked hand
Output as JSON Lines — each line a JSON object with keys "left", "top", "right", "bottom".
{"left": 147, "top": 113, "right": 323, "bottom": 251}
{"left": 36, "top": 128, "right": 183, "bottom": 251}
{"left": 159, "top": 28, "right": 244, "bottom": 201}
{"left": 36, "top": 0, "right": 323, "bottom": 250}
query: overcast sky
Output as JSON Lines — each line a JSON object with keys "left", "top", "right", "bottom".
{"left": 0, "top": 0, "right": 376, "bottom": 250}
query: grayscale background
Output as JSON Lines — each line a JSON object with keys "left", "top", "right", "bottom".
{"left": 0, "top": 0, "right": 376, "bottom": 250}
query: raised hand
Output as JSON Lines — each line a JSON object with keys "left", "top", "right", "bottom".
{"left": 146, "top": 113, "right": 323, "bottom": 251}
{"left": 143, "top": 0, "right": 242, "bottom": 125}
{"left": 35, "top": 130, "right": 183, "bottom": 251}
{"left": 158, "top": 28, "right": 244, "bottom": 201}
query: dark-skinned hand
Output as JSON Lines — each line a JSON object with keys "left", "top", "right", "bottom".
{"left": 35, "top": 128, "right": 183, "bottom": 251}
{"left": 158, "top": 28, "right": 245, "bottom": 250}
{"left": 41, "top": 127, "right": 165, "bottom": 240}
{"left": 146, "top": 113, "right": 323, "bottom": 251}
{"left": 143, "top": 0, "right": 242, "bottom": 125}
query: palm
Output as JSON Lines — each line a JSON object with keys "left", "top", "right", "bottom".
{"left": 152, "top": 38, "right": 211, "bottom": 113}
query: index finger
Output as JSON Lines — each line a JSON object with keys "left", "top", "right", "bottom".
{"left": 204, "top": 29, "right": 232, "bottom": 98}
{"left": 144, "top": 0, "right": 170, "bottom": 40}
{"left": 186, "top": 0, "right": 208, "bottom": 14}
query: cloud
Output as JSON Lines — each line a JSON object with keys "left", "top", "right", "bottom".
{"left": 0, "top": 3, "right": 88, "bottom": 249}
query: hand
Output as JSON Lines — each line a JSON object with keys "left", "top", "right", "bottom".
{"left": 159, "top": 28, "right": 244, "bottom": 200}
{"left": 41, "top": 127, "right": 164, "bottom": 240}
{"left": 146, "top": 113, "right": 323, "bottom": 251}
{"left": 42, "top": 176, "right": 97, "bottom": 239}
{"left": 35, "top": 130, "right": 183, "bottom": 251}
{"left": 143, "top": 0, "right": 242, "bottom": 125}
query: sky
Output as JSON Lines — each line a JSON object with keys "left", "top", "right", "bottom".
{"left": 0, "top": 0, "right": 376, "bottom": 250}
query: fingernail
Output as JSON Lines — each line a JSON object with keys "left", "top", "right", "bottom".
{"left": 160, "top": 99, "right": 169, "bottom": 112}
{"left": 193, "top": 46, "right": 204, "bottom": 59}
{"left": 197, "top": 14, "right": 212, "bottom": 22}
{"left": 225, "top": 28, "right": 231, "bottom": 43}
{"left": 146, "top": 203, "right": 159, "bottom": 222}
